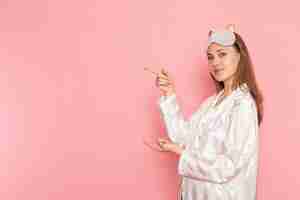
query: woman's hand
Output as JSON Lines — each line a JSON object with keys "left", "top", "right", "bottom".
{"left": 143, "top": 137, "right": 184, "bottom": 155}
{"left": 155, "top": 68, "right": 176, "bottom": 96}
{"left": 157, "top": 138, "right": 184, "bottom": 155}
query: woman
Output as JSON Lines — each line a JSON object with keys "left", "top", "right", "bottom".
{"left": 155, "top": 24, "right": 263, "bottom": 200}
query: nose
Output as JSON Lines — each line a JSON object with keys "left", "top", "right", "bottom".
{"left": 210, "top": 57, "right": 221, "bottom": 68}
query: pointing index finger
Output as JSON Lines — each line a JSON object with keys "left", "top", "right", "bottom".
{"left": 144, "top": 67, "right": 159, "bottom": 76}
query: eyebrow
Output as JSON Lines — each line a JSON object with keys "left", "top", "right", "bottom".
{"left": 206, "top": 49, "right": 226, "bottom": 55}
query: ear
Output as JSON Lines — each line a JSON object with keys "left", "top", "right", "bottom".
{"left": 225, "top": 24, "right": 236, "bottom": 32}
{"left": 208, "top": 28, "right": 215, "bottom": 36}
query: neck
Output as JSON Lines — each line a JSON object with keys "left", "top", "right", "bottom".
{"left": 222, "top": 78, "right": 234, "bottom": 96}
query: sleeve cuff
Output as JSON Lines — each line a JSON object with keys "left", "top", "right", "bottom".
{"left": 158, "top": 93, "right": 176, "bottom": 105}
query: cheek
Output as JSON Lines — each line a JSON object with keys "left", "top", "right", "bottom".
{"left": 223, "top": 57, "right": 239, "bottom": 72}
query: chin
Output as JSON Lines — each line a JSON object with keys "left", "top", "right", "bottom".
{"left": 213, "top": 75, "right": 225, "bottom": 82}
{"left": 214, "top": 73, "right": 232, "bottom": 82}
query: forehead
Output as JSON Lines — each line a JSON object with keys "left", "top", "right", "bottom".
{"left": 206, "top": 43, "right": 234, "bottom": 54}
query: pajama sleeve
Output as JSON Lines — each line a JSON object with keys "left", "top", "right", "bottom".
{"left": 157, "top": 93, "right": 214, "bottom": 146}
{"left": 177, "top": 98, "right": 259, "bottom": 184}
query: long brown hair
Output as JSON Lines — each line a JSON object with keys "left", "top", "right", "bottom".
{"left": 209, "top": 32, "right": 264, "bottom": 126}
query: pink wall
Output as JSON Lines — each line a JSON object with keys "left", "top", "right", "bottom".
{"left": 0, "top": 0, "right": 299, "bottom": 199}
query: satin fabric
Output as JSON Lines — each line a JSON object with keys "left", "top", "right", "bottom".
{"left": 157, "top": 83, "right": 259, "bottom": 200}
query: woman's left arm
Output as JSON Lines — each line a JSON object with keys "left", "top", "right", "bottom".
{"left": 158, "top": 94, "right": 213, "bottom": 146}
{"left": 177, "top": 98, "right": 259, "bottom": 184}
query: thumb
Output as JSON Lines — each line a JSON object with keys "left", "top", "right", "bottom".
{"left": 162, "top": 68, "right": 168, "bottom": 76}
{"left": 158, "top": 138, "right": 170, "bottom": 143}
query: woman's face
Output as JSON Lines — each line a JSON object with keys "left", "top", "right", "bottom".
{"left": 206, "top": 43, "right": 240, "bottom": 83}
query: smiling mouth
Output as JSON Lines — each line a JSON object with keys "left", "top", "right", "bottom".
{"left": 214, "top": 69, "right": 224, "bottom": 73}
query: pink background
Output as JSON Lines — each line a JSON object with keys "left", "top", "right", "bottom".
{"left": 0, "top": 0, "right": 299, "bottom": 199}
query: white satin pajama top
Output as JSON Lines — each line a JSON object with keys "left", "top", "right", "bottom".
{"left": 157, "top": 83, "right": 259, "bottom": 200}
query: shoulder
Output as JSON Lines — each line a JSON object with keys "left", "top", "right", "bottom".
{"left": 200, "top": 93, "right": 217, "bottom": 109}
{"left": 198, "top": 93, "right": 216, "bottom": 106}
{"left": 232, "top": 90, "right": 257, "bottom": 114}
{"left": 206, "top": 94, "right": 217, "bottom": 102}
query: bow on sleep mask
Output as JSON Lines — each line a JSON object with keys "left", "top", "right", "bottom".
{"left": 207, "top": 24, "right": 236, "bottom": 47}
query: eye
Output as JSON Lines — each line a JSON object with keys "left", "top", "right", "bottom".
{"left": 219, "top": 52, "right": 227, "bottom": 57}
{"left": 207, "top": 55, "right": 213, "bottom": 60}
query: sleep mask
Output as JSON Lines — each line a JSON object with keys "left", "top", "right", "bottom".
{"left": 208, "top": 24, "right": 236, "bottom": 47}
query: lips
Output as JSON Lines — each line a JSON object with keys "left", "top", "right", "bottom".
{"left": 214, "top": 69, "right": 224, "bottom": 73}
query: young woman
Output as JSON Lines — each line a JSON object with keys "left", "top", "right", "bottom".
{"left": 154, "top": 24, "right": 263, "bottom": 200}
